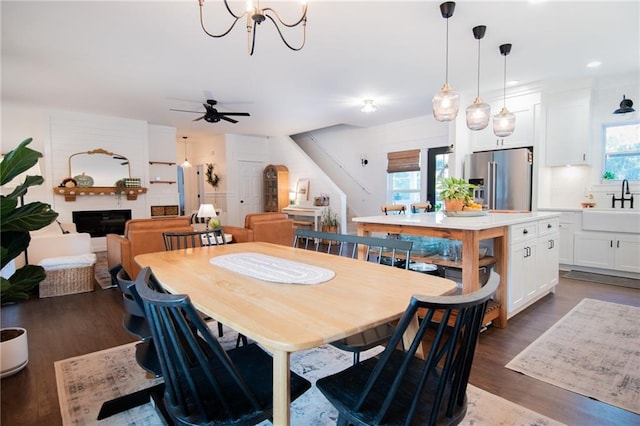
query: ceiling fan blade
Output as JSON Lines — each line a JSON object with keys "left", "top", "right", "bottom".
{"left": 220, "top": 116, "right": 238, "bottom": 124}
{"left": 193, "top": 116, "right": 205, "bottom": 121}
{"left": 170, "top": 109, "right": 203, "bottom": 114}
{"left": 218, "top": 112, "right": 250, "bottom": 116}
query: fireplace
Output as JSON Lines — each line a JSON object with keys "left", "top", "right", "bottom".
{"left": 72, "top": 210, "right": 132, "bottom": 237}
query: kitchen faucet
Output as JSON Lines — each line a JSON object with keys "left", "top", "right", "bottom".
{"left": 611, "top": 179, "right": 634, "bottom": 208}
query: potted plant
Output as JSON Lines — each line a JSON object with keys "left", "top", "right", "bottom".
{"left": 1, "top": 138, "right": 58, "bottom": 378}
{"left": 321, "top": 207, "right": 339, "bottom": 234}
{"left": 438, "top": 177, "right": 476, "bottom": 212}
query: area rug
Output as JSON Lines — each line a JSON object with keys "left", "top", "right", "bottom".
{"left": 506, "top": 298, "right": 640, "bottom": 415}
{"left": 562, "top": 270, "right": 640, "bottom": 290}
{"left": 94, "top": 251, "right": 114, "bottom": 289}
{"left": 55, "top": 327, "right": 564, "bottom": 426}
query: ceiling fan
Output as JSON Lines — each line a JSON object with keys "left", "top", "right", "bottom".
{"left": 170, "top": 99, "right": 250, "bottom": 124}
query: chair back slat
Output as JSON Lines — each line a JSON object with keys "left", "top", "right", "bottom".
{"left": 163, "top": 229, "right": 226, "bottom": 251}
{"left": 293, "top": 229, "right": 413, "bottom": 269}
{"left": 132, "top": 267, "right": 274, "bottom": 424}
{"left": 349, "top": 276, "right": 499, "bottom": 425}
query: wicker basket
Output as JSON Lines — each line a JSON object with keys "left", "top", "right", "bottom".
{"left": 39, "top": 264, "right": 95, "bottom": 298}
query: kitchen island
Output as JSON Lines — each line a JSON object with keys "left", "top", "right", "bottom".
{"left": 354, "top": 211, "right": 561, "bottom": 327}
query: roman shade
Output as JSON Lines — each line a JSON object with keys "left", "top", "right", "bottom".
{"left": 386, "top": 149, "right": 421, "bottom": 173}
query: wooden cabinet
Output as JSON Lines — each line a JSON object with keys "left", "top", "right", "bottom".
{"left": 471, "top": 92, "right": 540, "bottom": 151}
{"left": 544, "top": 88, "right": 591, "bottom": 166}
{"left": 508, "top": 217, "right": 559, "bottom": 317}
{"left": 574, "top": 232, "right": 640, "bottom": 273}
{"left": 263, "top": 164, "right": 289, "bottom": 213}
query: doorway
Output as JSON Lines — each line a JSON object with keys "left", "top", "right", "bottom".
{"left": 426, "top": 146, "right": 453, "bottom": 211}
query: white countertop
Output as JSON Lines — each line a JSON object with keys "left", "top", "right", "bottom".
{"left": 353, "top": 211, "right": 560, "bottom": 231}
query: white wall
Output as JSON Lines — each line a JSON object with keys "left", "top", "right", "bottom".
{"left": 1, "top": 102, "right": 180, "bottom": 249}
{"left": 539, "top": 72, "right": 639, "bottom": 209}
{"left": 293, "top": 115, "right": 451, "bottom": 218}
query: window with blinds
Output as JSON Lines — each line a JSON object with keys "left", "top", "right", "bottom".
{"left": 386, "top": 149, "right": 421, "bottom": 173}
{"left": 387, "top": 149, "right": 421, "bottom": 205}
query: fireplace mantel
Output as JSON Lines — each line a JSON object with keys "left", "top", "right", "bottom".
{"left": 53, "top": 186, "right": 147, "bottom": 202}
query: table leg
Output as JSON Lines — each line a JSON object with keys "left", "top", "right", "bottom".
{"left": 272, "top": 350, "right": 291, "bottom": 426}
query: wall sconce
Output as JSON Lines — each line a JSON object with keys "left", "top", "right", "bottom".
{"left": 613, "top": 95, "right": 635, "bottom": 114}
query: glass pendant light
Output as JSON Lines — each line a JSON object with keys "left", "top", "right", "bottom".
{"left": 493, "top": 43, "right": 515, "bottom": 137}
{"left": 181, "top": 136, "right": 192, "bottom": 168}
{"left": 433, "top": 2, "right": 459, "bottom": 122}
{"left": 466, "top": 25, "right": 490, "bottom": 130}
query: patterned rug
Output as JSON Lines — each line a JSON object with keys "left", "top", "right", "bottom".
{"left": 55, "top": 326, "right": 564, "bottom": 426}
{"left": 506, "top": 298, "right": 640, "bottom": 414}
{"left": 94, "top": 252, "right": 114, "bottom": 289}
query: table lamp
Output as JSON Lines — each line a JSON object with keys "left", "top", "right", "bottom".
{"left": 197, "top": 203, "right": 217, "bottom": 230}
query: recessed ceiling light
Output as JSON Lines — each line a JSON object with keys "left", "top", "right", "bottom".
{"left": 361, "top": 99, "right": 377, "bottom": 113}
{"left": 587, "top": 61, "right": 601, "bottom": 68}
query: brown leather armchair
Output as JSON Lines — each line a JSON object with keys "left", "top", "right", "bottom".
{"left": 222, "top": 213, "right": 294, "bottom": 246}
{"left": 106, "top": 217, "right": 193, "bottom": 279}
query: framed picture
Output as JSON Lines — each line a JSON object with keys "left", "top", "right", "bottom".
{"left": 295, "top": 179, "right": 310, "bottom": 205}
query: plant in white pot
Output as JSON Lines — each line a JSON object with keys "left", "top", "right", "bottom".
{"left": 1, "top": 138, "right": 58, "bottom": 378}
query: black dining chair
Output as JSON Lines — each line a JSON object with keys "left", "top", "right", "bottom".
{"left": 316, "top": 275, "right": 499, "bottom": 426}
{"left": 293, "top": 229, "right": 414, "bottom": 364}
{"left": 97, "top": 264, "right": 165, "bottom": 420}
{"left": 132, "top": 266, "right": 312, "bottom": 425}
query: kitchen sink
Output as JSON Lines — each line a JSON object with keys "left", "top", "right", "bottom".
{"left": 582, "top": 209, "right": 640, "bottom": 233}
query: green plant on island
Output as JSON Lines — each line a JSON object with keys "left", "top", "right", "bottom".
{"left": 1, "top": 138, "right": 58, "bottom": 304}
{"left": 437, "top": 176, "right": 476, "bottom": 201}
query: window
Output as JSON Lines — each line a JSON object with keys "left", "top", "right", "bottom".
{"left": 389, "top": 171, "right": 421, "bottom": 205}
{"left": 387, "top": 150, "right": 421, "bottom": 205}
{"left": 603, "top": 122, "right": 640, "bottom": 181}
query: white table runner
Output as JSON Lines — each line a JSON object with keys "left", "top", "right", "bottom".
{"left": 209, "top": 252, "right": 335, "bottom": 285}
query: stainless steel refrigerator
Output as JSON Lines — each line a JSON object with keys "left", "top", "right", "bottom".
{"left": 464, "top": 147, "right": 533, "bottom": 211}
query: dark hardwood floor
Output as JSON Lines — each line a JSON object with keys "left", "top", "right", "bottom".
{"left": 2, "top": 274, "right": 639, "bottom": 425}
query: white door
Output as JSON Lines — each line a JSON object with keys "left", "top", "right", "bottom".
{"left": 237, "top": 160, "right": 264, "bottom": 221}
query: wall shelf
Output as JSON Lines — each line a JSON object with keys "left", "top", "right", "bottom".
{"left": 53, "top": 186, "right": 147, "bottom": 202}
{"left": 149, "top": 161, "right": 176, "bottom": 166}
{"left": 149, "top": 181, "right": 176, "bottom": 184}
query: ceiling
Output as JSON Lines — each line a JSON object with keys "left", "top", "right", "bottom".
{"left": 2, "top": 1, "right": 639, "bottom": 143}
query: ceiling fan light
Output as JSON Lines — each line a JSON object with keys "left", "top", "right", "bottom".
{"left": 493, "top": 107, "right": 516, "bottom": 137}
{"left": 433, "top": 84, "right": 460, "bottom": 122}
{"left": 466, "top": 98, "right": 491, "bottom": 130}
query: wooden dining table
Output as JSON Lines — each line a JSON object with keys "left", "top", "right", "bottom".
{"left": 135, "top": 241, "right": 457, "bottom": 426}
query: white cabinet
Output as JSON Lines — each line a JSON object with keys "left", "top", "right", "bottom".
{"left": 537, "top": 218, "right": 560, "bottom": 291}
{"left": 471, "top": 92, "right": 540, "bottom": 151}
{"left": 574, "top": 232, "right": 640, "bottom": 273}
{"left": 508, "top": 217, "right": 559, "bottom": 317}
{"left": 544, "top": 88, "right": 591, "bottom": 166}
{"left": 558, "top": 212, "right": 575, "bottom": 265}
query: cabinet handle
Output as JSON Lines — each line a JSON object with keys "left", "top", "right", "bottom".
{"left": 523, "top": 229, "right": 528, "bottom": 235}
{"left": 547, "top": 223, "right": 552, "bottom": 229}
{"left": 617, "top": 240, "right": 620, "bottom": 248}
{"left": 583, "top": 153, "right": 586, "bottom": 161}
{"left": 610, "top": 240, "right": 613, "bottom": 248}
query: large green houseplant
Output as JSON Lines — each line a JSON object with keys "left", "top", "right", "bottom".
{"left": 1, "top": 138, "right": 58, "bottom": 303}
